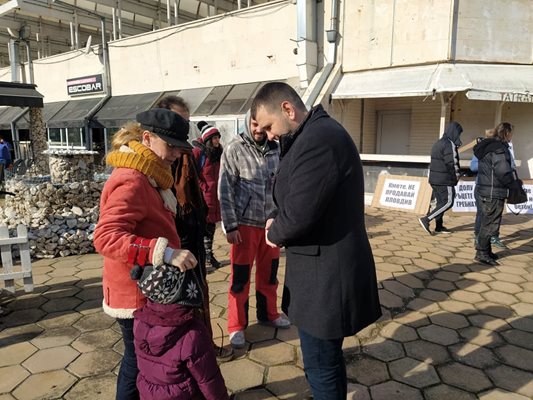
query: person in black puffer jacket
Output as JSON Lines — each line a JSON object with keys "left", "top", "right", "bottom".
{"left": 473, "top": 122, "right": 517, "bottom": 266}
{"left": 419, "top": 122, "right": 462, "bottom": 234}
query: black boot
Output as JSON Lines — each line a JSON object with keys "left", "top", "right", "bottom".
{"left": 474, "top": 252, "right": 499, "bottom": 266}
{"left": 206, "top": 253, "right": 221, "bottom": 270}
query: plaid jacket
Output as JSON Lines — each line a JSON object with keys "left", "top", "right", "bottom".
{"left": 218, "top": 132, "right": 279, "bottom": 232}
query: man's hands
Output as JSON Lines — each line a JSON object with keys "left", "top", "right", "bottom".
{"left": 226, "top": 230, "right": 242, "bottom": 245}
{"left": 168, "top": 249, "right": 197, "bottom": 272}
{"left": 265, "top": 218, "right": 277, "bottom": 248}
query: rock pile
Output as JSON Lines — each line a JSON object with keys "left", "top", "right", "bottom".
{"left": 0, "top": 178, "right": 104, "bottom": 258}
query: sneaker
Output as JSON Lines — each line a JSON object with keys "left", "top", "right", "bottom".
{"left": 214, "top": 345, "right": 234, "bottom": 363}
{"left": 229, "top": 331, "right": 245, "bottom": 349}
{"left": 474, "top": 255, "right": 499, "bottom": 266}
{"left": 418, "top": 217, "right": 432, "bottom": 235}
{"left": 491, "top": 236, "right": 508, "bottom": 249}
{"left": 474, "top": 234, "right": 479, "bottom": 247}
{"left": 259, "top": 315, "right": 291, "bottom": 329}
{"left": 489, "top": 252, "right": 499, "bottom": 261}
{"left": 435, "top": 226, "right": 452, "bottom": 234}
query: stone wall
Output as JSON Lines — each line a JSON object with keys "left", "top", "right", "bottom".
{"left": 0, "top": 179, "right": 104, "bottom": 258}
{"left": 47, "top": 152, "right": 96, "bottom": 184}
{"left": 28, "top": 107, "right": 49, "bottom": 176}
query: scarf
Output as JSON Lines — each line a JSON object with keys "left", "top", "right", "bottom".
{"left": 106, "top": 141, "right": 177, "bottom": 214}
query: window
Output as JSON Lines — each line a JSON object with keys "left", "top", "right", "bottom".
{"left": 47, "top": 127, "right": 87, "bottom": 149}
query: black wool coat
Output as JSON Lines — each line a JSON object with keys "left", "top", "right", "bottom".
{"left": 267, "top": 105, "right": 381, "bottom": 340}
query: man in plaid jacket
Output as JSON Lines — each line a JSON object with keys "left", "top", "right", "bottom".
{"left": 218, "top": 110, "right": 290, "bottom": 349}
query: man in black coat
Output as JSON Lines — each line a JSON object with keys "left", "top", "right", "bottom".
{"left": 419, "top": 122, "right": 463, "bottom": 235}
{"left": 251, "top": 82, "right": 381, "bottom": 400}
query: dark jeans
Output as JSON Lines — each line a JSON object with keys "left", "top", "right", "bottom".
{"left": 426, "top": 185, "right": 455, "bottom": 229}
{"left": 299, "top": 328, "right": 346, "bottom": 400}
{"left": 474, "top": 189, "right": 502, "bottom": 237}
{"left": 476, "top": 196, "right": 504, "bottom": 256}
{"left": 116, "top": 318, "right": 139, "bottom": 400}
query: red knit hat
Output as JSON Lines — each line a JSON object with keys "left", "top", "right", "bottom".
{"left": 200, "top": 124, "right": 221, "bottom": 143}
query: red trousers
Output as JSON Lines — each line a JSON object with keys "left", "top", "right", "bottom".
{"left": 228, "top": 225, "right": 280, "bottom": 333}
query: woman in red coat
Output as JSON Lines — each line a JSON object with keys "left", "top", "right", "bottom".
{"left": 192, "top": 122, "right": 222, "bottom": 271}
{"left": 94, "top": 109, "right": 198, "bottom": 400}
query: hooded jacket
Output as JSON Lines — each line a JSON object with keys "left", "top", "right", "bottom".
{"left": 134, "top": 302, "right": 228, "bottom": 400}
{"left": 473, "top": 138, "right": 514, "bottom": 199}
{"left": 428, "top": 122, "right": 462, "bottom": 186}
{"left": 218, "top": 111, "right": 279, "bottom": 232}
{"left": 192, "top": 139, "right": 221, "bottom": 224}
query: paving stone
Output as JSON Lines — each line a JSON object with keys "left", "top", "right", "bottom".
{"left": 393, "top": 311, "right": 430, "bottom": 328}
{"left": 486, "top": 365, "right": 533, "bottom": 398}
{"left": 64, "top": 373, "right": 116, "bottom": 400}
{"left": 456, "top": 280, "right": 491, "bottom": 293}
{"left": 438, "top": 363, "right": 492, "bottom": 392}
{"left": 382, "top": 281, "right": 414, "bottom": 298}
{"left": 384, "top": 256, "right": 413, "bottom": 266}
{"left": 346, "top": 383, "right": 371, "bottom": 400}
{"left": 424, "top": 384, "right": 476, "bottom": 400}
{"left": 406, "top": 298, "right": 440, "bottom": 314}
{"left": 42, "top": 284, "right": 81, "bottom": 299}
{"left": 74, "top": 268, "right": 103, "bottom": 281}
{"left": 75, "top": 287, "right": 103, "bottom": 301}
{"left": 379, "top": 321, "right": 418, "bottom": 342}
{"left": 450, "top": 290, "right": 484, "bottom": 303}
{"left": 482, "top": 291, "right": 518, "bottom": 306}
{"left": 68, "top": 349, "right": 122, "bottom": 377}
{"left": 246, "top": 324, "right": 277, "bottom": 344}
{"left": 477, "top": 303, "right": 514, "bottom": 319}
{"left": 376, "top": 262, "right": 406, "bottom": 273}
{"left": 459, "top": 326, "right": 503, "bottom": 348}
{"left": 5, "top": 296, "right": 47, "bottom": 311}
{"left": 427, "top": 279, "right": 456, "bottom": 292}
{"left": 435, "top": 271, "right": 462, "bottom": 282}
{"left": 370, "top": 381, "right": 423, "bottom": 400}
{"left": 494, "top": 344, "right": 533, "bottom": 372}
{"left": 510, "top": 302, "right": 533, "bottom": 317}
{"left": 419, "top": 289, "right": 448, "bottom": 302}
{"left": 404, "top": 340, "right": 450, "bottom": 364}
{"left": 478, "top": 389, "right": 530, "bottom": 400}
{"left": 449, "top": 342, "right": 498, "bottom": 369}
{"left": 249, "top": 340, "right": 295, "bottom": 366}
{"left": 439, "top": 300, "right": 477, "bottom": 315}
{"left": 362, "top": 338, "right": 404, "bottom": 362}
{"left": 30, "top": 326, "right": 80, "bottom": 349}
{"left": 389, "top": 357, "right": 439, "bottom": 388}
{"left": 515, "top": 291, "right": 533, "bottom": 303}
{"left": 429, "top": 312, "right": 470, "bottom": 329}
{"left": 487, "top": 280, "right": 522, "bottom": 294}
{"left": 1, "top": 309, "right": 46, "bottom": 328}
{"left": 71, "top": 328, "right": 122, "bottom": 353}
{"left": 492, "top": 272, "right": 526, "bottom": 284}
{"left": 463, "top": 272, "right": 493, "bottom": 282}
{"left": 420, "top": 252, "right": 448, "bottom": 264}
{"left": 342, "top": 335, "right": 360, "bottom": 353}
{"left": 0, "top": 342, "right": 37, "bottom": 367}
{"left": 508, "top": 317, "right": 533, "bottom": 333}
{"left": 500, "top": 328, "right": 533, "bottom": 350}
{"left": 233, "top": 389, "right": 277, "bottom": 400}
{"left": 265, "top": 365, "right": 311, "bottom": 400}
{"left": 75, "top": 299, "right": 104, "bottom": 315}
{"left": 378, "top": 289, "right": 404, "bottom": 309}
{"left": 275, "top": 325, "right": 300, "bottom": 346}
{"left": 346, "top": 357, "right": 389, "bottom": 386}
{"left": 12, "top": 370, "right": 77, "bottom": 400}
{"left": 40, "top": 297, "right": 83, "bottom": 313}
{"left": 468, "top": 314, "right": 511, "bottom": 332}
{"left": 22, "top": 345, "right": 80, "bottom": 373}
{"left": 394, "top": 274, "right": 424, "bottom": 289}
{"left": 73, "top": 312, "right": 116, "bottom": 332}
{"left": 0, "top": 394, "right": 16, "bottom": 400}
{"left": 0, "top": 365, "right": 30, "bottom": 393}
{"left": 36, "top": 311, "right": 82, "bottom": 329}
{"left": 418, "top": 324, "right": 460, "bottom": 346}
{"left": 219, "top": 359, "right": 265, "bottom": 393}
{"left": 0, "top": 324, "right": 43, "bottom": 347}
{"left": 48, "top": 266, "right": 81, "bottom": 278}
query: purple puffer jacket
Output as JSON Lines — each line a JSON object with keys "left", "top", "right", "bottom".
{"left": 133, "top": 302, "right": 228, "bottom": 400}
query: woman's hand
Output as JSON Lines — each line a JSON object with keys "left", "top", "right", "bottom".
{"left": 168, "top": 249, "right": 198, "bottom": 272}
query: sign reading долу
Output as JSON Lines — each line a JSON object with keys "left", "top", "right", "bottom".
{"left": 453, "top": 180, "right": 477, "bottom": 212}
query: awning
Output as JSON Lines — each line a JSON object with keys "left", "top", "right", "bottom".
{"left": 47, "top": 98, "right": 104, "bottom": 128}
{"left": 0, "top": 106, "right": 27, "bottom": 130}
{"left": 0, "top": 81, "right": 44, "bottom": 107}
{"left": 15, "top": 101, "right": 69, "bottom": 130}
{"left": 92, "top": 92, "right": 161, "bottom": 128}
{"left": 332, "top": 63, "right": 533, "bottom": 102}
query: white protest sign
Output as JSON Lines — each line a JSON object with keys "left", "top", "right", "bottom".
{"left": 506, "top": 184, "right": 533, "bottom": 214}
{"left": 379, "top": 179, "right": 420, "bottom": 210}
{"left": 453, "top": 180, "right": 477, "bottom": 212}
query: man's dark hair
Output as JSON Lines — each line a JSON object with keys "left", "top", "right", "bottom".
{"left": 251, "top": 82, "right": 306, "bottom": 118}
{"left": 156, "top": 95, "right": 189, "bottom": 112}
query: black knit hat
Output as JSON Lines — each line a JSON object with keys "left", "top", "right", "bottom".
{"left": 134, "top": 264, "right": 203, "bottom": 307}
{"left": 137, "top": 108, "right": 192, "bottom": 149}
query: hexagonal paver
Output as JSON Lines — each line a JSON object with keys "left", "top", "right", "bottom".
{"left": 389, "top": 357, "right": 439, "bottom": 388}
{"left": 393, "top": 311, "right": 430, "bottom": 328}
{"left": 508, "top": 317, "right": 533, "bottom": 333}
{"left": 233, "top": 389, "right": 277, "bottom": 400}
{"left": 407, "top": 298, "right": 440, "bottom": 314}
{"left": 362, "top": 338, "right": 404, "bottom": 362}
{"left": 438, "top": 362, "right": 492, "bottom": 392}
{"left": 439, "top": 300, "right": 477, "bottom": 315}
{"left": 64, "top": 373, "right": 116, "bottom": 400}
{"left": 425, "top": 384, "right": 476, "bottom": 400}
{"left": 449, "top": 343, "right": 498, "bottom": 369}
{"left": 0, "top": 365, "right": 30, "bottom": 393}
{"left": 404, "top": 340, "right": 450, "bottom": 365}
{"left": 0, "top": 342, "right": 37, "bottom": 367}
{"left": 429, "top": 312, "right": 470, "bottom": 329}
{"left": 245, "top": 324, "right": 277, "bottom": 345}
{"left": 42, "top": 284, "right": 81, "bottom": 299}
{"left": 346, "top": 357, "right": 389, "bottom": 386}
{"left": 40, "top": 297, "right": 83, "bottom": 313}
{"left": 265, "top": 365, "right": 310, "bottom": 399}
{"left": 68, "top": 349, "right": 122, "bottom": 377}
{"left": 219, "top": 359, "right": 265, "bottom": 393}
{"left": 5, "top": 295, "right": 47, "bottom": 311}
{"left": 418, "top": 325, "right": 460, "bottom": 346}
{"left": 486, "top": 365, "right": 533, "bottom": 398}
{"left": 468, "top": 315, "right": 511, "bottom": 332}
{"left": 12, "top": 370, "right": 77, "bottom": 400}
{"left": 379, "top": 290, "right": 404, "bottom": 308}
{"left": 22, "top": 346, "right": 80, "bottom": 373}
{"left": 500, "top": 329, "right": 533, "bottom": 350}
{"left": 494, "top": 345, "right": 533, "bottom": 372}
{"left": 382, "top": 281, "right": 414, "bottom": 298}
{"left": 71, "top": 329, "right": 122, "bottom": 353}
{"left": 30, "top": 327, "right": 81, "bottom": 349}
{"left": 73, "top": 312, "right": 116, "bottom": 332}
{"left": 487, "top": 281, "right": 522, "bottom": 294}
{"left": 75, "top": 287, "right": 103, "bottom": 301}
{"left": 482, "top": 291, "right": 518, "bottom": 306}
{"left": 478, "top": 389, "right": 530, "bottom": 400}
{"left": 249, "top": 340, "right": 295, "bottom": 366}
{"left": 370, "top": 381, "right": 423, "bottom": 400}
{"left": 1, "top": 309, "right": 46, "bottom": 328}
{"left": 419, "top": 289, "right": 448, "bottom": 302}
{"left": 379, "top": 321, "right": 418, "bottom": 342}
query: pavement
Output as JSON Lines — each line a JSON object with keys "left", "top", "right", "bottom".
{"left": 0, "top": 207, "right": 532, "bottom": 400}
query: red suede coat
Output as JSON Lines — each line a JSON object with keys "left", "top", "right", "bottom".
{"left": 193, "top": 144, "right": 221, "bottom": 224}
{"left": 94, "top": 168, "right": 181, "bottom": 319}
{"left": 134, "top": 302, "right": 228, "bottom": 400}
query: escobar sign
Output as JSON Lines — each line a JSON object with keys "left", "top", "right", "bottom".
{"left": 67, "top": 74, "right": 104, "bottom": 96}
{"left": 379, "top": 179, "right": 420, "bottom": 210}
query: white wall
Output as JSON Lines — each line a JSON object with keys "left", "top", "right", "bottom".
{"left": 108, "top": 2, "right": 298, "bottom": 96}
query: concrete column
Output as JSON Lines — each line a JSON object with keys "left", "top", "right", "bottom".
{"left": 29, "top": 107, "right": 49, "bottom": 175}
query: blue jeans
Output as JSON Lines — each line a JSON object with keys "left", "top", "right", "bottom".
{"left": 299, "top": 328, "right": 346, "bottom": 400}
{"left": 116, "top": 318, "right": 139, "bottom": 400}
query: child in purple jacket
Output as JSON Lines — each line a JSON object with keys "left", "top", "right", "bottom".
{"left": 132, "top": 264, "right": 229, "bottom": 400}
